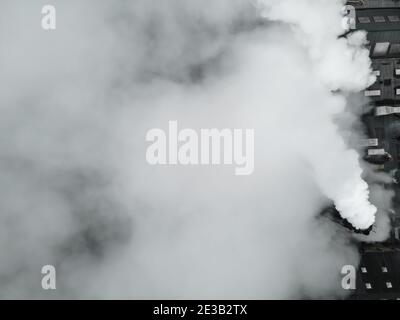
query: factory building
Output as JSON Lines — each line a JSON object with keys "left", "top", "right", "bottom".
{"left": 346, "top": 0, "right": 400, "bottom": 299}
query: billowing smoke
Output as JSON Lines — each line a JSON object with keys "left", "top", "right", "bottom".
{"left": 256, "top": 0, "right": 377, "bottom": 230}
{"left": 0, "top": 0, "right": 391, "bottom": 299}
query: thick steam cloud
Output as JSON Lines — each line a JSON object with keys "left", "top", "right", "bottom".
{"left": 0, "top": 0, "right": 391, "bottom": 299}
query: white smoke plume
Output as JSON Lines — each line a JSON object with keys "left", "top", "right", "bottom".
{"left": 0, "top": 0, "right": 390, "bottom": 299}
{"left": 256, "top": 0, "right": 377, "bottom": 230}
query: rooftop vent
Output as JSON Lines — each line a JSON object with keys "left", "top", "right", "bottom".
{"left": 373, "top": 16, "right": 386, "bottom": 23}
{"left": 358, "top": 16, "right": 371, "bottom": 23}
{"left": 365, "top": 89, "right": 381, "bottom": 97}
{"left": 373, "top": 42, "right": 390, "bottom": 57}
{"left": 361, "top": 267, "right": 368, "bottom": 273}
{"left": 375, "top": 106, "right": 400, "bottom": 116}
{"left": 389, "top": 16, "right": 400, "bottom": 22}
